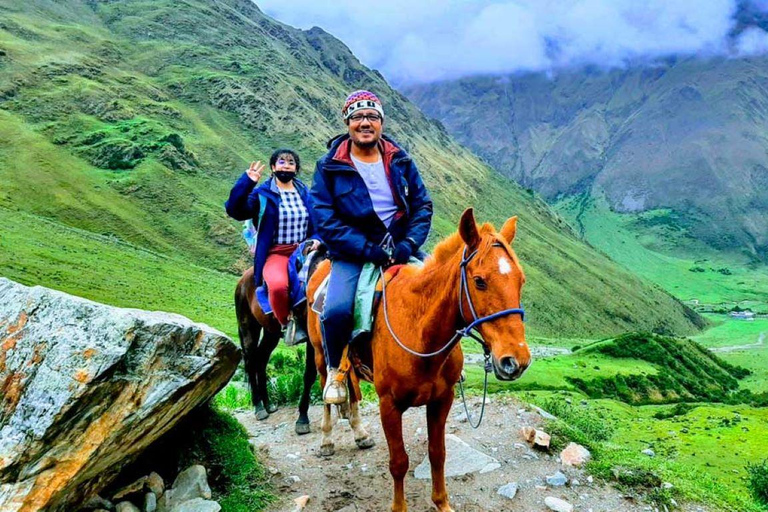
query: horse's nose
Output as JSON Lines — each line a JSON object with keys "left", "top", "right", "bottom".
{"left": 499, "top": 356, "right": 520, "bottom": 378}
{"left": 500, "top": 356, "right": 518, "bottom": 376}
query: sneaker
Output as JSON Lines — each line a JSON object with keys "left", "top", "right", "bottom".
{"left": 323, "top": 367, "right": 347, "bottom": 404}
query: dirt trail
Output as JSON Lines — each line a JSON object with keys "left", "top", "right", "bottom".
{"left": 709, "top": 331, "right": 766, "bottom": 353}
{"left": 236, "top": 396, "right": 709, "bottom": 512}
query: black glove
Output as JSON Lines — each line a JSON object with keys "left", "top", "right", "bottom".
{"left": 367, "top": 244, "right": 391, "bottom": 267}
{"left": 392, "top": 240, "right": 414, "bottom": 264}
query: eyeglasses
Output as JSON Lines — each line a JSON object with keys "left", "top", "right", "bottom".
{"left": 348, "top": 113, "right": 382, "bottom": 123}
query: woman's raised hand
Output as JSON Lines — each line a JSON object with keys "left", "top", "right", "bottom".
{"left": 246, "top": 161, "right": 265, "bottom": 183}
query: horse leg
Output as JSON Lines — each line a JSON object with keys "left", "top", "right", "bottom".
{"left": 295, "top": 342, "right": 316, "bottom": 435}
{"left": 235, "top": 289, "right": 264, "bottom": 418}
{"left": 256, "top": 329, "right": 281, "bottom": 416}
{"left": 380, "top": 397, "right": 408, "bottom": 512}
{"left": 427, "top": 396, "right": 455, "bottom": 512}
{"left": 318, "top": 367, "right": 336, "bottom": 456}
{"left": 349, "top": 399, "right": 375, "bottom": 449}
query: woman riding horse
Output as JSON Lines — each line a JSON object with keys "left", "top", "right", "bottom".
{"left": 226, "top": 149, "right": 319, "bottom": 422}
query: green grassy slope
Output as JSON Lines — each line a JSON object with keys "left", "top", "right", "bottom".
{"left": 405, "top": 56, "right": 768, "bottom": 263}
{"left": 555, "top": 194, "right": 768, "bottom": 309}
{"left": 0, "top": 0, "right": 703, "bottom": 337}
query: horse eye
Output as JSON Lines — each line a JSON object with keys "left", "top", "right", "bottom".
{"left": 473, "top": 276, "right": 488, "bottom": 290}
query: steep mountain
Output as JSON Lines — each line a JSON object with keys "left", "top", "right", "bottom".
{"left": 0, "top": 0, "right": 703, "bottom": 337}
{"left": 405, "top": 56, "right": 768, "bottom": 263}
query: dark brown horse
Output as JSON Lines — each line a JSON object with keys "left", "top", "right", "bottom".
{"left": 234, "top": 266, "right": 316, "bottom": 434}
{"left": 306, "top": 208, "right": 530, "bottom": 511}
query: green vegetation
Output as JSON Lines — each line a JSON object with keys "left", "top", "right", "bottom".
{"left": 554, "top": 195, "right": 768, "bottom": 310}
{"left": 569, "top": 332, "right": 749, "bottom": 404}
{"left": 110, "top": 405, "right": 274, "bottom": 511}
{"left": 0, "top": 0, "right": 704, "bottom": 340}
{"left": 747, "top": 460, "right": 768, "bottom": 508}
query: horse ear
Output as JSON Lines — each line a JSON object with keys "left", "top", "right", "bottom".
{"left": 459, "top": 208, "right": 480, "bottom": 249}
{"left": 500, "top": 216, "right": 518, "bottom": 244}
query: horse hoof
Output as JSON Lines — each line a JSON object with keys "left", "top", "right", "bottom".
{"left": 265, "top": 403, "right": 278, "bottom": 414}
{"left": 355, "top": 436, "right": 375, "bottom": 449}
{"left": 295, "top": 421, "right": 310, "bottom": 435}
{"left": 254, "top": 406, "right": 269, "bottom": 421}
{"left": 319, "top": 444, "right": 335, "bottom": 457}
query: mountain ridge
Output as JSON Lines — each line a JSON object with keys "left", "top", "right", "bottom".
{"left": 0, "top": 0, "right": 703, "bottom": 337}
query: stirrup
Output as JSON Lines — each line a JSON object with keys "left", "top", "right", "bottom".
{"left": 284, "top": 316, "right": 307, "bottom": 346}
{"left": 323, "top": 367, "right": 347, "bottom": 404}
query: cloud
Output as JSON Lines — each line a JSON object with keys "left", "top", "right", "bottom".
{"left": 256, "top": 0, "right": 744, "bottom": 84}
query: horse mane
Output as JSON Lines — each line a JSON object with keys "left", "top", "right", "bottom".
{"left": 429, "top": 222, "right": 497, "bottom": 265}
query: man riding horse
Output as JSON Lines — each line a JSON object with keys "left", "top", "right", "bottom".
{"left": 310, "top": 90, "right": 433, "bottom": 404}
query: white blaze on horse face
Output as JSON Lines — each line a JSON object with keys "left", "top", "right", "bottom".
{"left": 498, "top": 256, "right": 512, "bottom": 275}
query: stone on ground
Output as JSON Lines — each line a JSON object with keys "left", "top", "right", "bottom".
{"left": 560, "top": 442, "right": 591, "bottom": 467}
{"left": 414, "top": 434, "right": 500, "bottom": 479}
{"left": 169, "top": 465, "right": 212, "bottom": 502}
{"left": 497, "top": 482, "right": 518, "bottom": 499}
{"left": 170, "top": 498, "right": 221, "bottom": 512}
{"left": 546, "top": 471, "right": 568, "bottom": 486}
{"left": 115, "top": 502, "right": 141, "bottom": 512}
{"left": 544, "top": 496, "right": 574, "bottom": 512}
{"left": 0, "top": 278, "right": 239, "bottom": 511}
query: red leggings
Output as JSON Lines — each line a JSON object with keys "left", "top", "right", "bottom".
{"left": 262, "top": 244, "right": 297, "bottom": 326}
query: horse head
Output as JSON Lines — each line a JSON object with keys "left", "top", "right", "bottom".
{"left": 458, "top": 208, "right": 530, "bottom": 381}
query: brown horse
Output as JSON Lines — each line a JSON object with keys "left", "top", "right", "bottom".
{"left": 306, "top": 208, "right": 530, "bottom": 512}
{"left": 234, "top": 267, "right": 317, "bottom": 434}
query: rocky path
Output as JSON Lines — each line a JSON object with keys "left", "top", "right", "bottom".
{"left": 235, "top": 396, "right": 709, "bottom": 512}
{"left": 709, "top": 331, "right": 766, "bottom": 353}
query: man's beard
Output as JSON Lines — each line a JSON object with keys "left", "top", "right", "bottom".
{"left": 351, "top": 132, "right": 380, "bottom": 149}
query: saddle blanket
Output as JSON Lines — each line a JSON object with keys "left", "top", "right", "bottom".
{"left": 312, "top": 257, "right": 423, "bottom": 340}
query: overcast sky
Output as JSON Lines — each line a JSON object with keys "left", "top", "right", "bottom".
{"left": 256, "top": 0, "right": 768, "bottom": 85}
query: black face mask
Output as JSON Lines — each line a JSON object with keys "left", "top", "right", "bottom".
{"left": 274, "top": 171, "right": 295, "bottom": 183}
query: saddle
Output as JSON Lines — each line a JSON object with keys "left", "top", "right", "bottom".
{"left": 314, "top": 262, "right": 411, "bottom": 400}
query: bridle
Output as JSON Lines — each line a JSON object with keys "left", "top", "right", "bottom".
{"left": 380, "top": 244, "right": 526, "bottom": 427}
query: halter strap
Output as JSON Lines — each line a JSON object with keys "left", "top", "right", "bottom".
{"left": 381, "top": 244, "right": 525, "bottom": 359}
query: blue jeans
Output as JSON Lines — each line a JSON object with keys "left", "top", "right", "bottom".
{"left": 321, "top": 259, "right": 364, "bottom": 368}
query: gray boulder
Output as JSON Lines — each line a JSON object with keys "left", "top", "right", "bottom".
{"left": 0, "top": 279, "right": 240, "bottom": 511}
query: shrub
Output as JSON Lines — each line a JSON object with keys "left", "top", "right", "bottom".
{"left": 536, "top": 397, "right": 613, "bottom": 450}
{"left": 746, "top": 459, "right": 768, "bottom": 506}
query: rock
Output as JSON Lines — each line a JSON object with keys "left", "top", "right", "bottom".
{"left": 532, "top": 405, "right": 557, "bottom": 420}
{"left": 170, "top": 498, "right": 221, "bottom": 512}
{"left": 534, "top": 430, "right": 551, "bottom": 450}
{"left": 662, "top": 482, "right": 674, "bottom": 490}
{"left": 147, "top": 472, "right": 164, "bottom": 497}
{"left": 455, "top": 411, "right": 468, "bottom": 423}
{"left": 170, "top": 466, "right": 212, "bottom": 502}
{"left": 116, "top": 502, "right": 141, "bottom": 512}
{"left": 0, "top": 279, "right": 240, "bottom": 511}
{"left": 293, "top": 495, "right": 310, "bottom": 510}
{"left": 642, "top": 448, "right": 656, "bottom": 457}
{"left": 521, "top": 426, "right": 536, "bottom": 442}
{"left": 546, "top": 471, "right": 568, "bottom": 486}
{"left": 113, "top": 476, "right": 148, "bottom": 501}
{"left": 82, "top": 495, "right": 115, "bottom": 510}
{"left": 560, "top": 442, "right": 592, "bottom": 467}
{"left": 144, "top": 492, "right": 158, "bottom": 512}
{"left": 545, "top": 496, "right": 574, "bottom": 512}
{"left": 414, "top": 434, "right": 500, "bottom": 479}
{"left": 497, "top": 482, "right": 518, "bottom": 499}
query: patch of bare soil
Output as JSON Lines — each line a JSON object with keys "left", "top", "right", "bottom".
{"left": 236, "top": 396, "right": 708, "bottom": 512}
